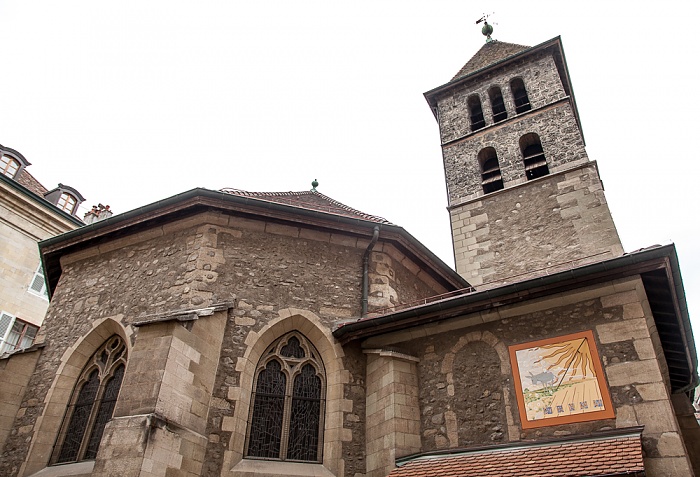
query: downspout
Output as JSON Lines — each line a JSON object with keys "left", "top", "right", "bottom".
{"left": 362, "top": 226, "right": 380, "bottom": 317}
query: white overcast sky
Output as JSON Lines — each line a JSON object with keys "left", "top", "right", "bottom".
{"left": 2, "top": 1, "right": 699, "bottom": 348}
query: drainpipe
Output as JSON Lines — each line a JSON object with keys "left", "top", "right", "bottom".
{"left": 362, "top": 226, "right": 380, "bottom": 317}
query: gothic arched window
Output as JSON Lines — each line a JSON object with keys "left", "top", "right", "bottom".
{"left": 245, "top": 332, "right": 325, "bottom": 463}
{"left": 53, "top": 335, "right": 127, "bottom": 464}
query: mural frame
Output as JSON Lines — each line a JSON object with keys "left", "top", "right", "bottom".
{"left": 509, "top": 330, "right": 615, "bottom": 429}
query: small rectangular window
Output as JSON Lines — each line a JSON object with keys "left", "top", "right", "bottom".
{"left": 28, "top": 264, "right": 48, "bottom": 299}
{"left": 0, "top": 313, "right": 39, "bottom": 354}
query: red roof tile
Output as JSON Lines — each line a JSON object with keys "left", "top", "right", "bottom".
{"left": 388, "top": 434, "right": 645, "bottom": 477}
{"left": 15, "top": 169, "right": 49, "bottom": 196}
{"left": 452, "top": 41, "right": 530, "bottom": 81}
{"left": 220, "top": 188, "right": 393, "bottom": 225}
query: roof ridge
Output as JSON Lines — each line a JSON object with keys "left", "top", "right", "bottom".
{"left": 219, "top": 188, "right": 393, "bottom": 225}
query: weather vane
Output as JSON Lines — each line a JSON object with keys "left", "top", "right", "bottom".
{"left": 476, "top": 13, "right": 496, "bottom": 42}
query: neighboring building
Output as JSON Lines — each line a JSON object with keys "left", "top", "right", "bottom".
{"left": 0, "top": 31, "right": 698, "bottom": 477}
{"left": 0, "top": 145, "right": 86, "bottom": 355}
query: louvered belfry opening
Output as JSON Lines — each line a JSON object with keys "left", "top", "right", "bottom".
{"left": 479, "top": 147, "right": 504, "bottom": 193}
{"left": 488, "top": 86, "right": 508, "bottom": 123}
{"left": 246, "top": 332, "right": 325, "bottom": 463}
{"left": 510, "top": 77, "right": 531, "bottom": 114}
{"left": 468, "top": 95, "right": 486, "bottom": 132}
{"left": 520, "top": 133, "right": 549, "bottom": 180}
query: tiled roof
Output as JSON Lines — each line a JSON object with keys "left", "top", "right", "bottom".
{"left": 220, "top": 188, "right": 393, "bottom": 225}
{"left": 452, "top": 41, "right": 530, "bottom": 81}
{"left": 15, "top": 169, "right": 49, "bottom": 196}
{"left": 389, "top": 434, "right": 644, "bottom": 477}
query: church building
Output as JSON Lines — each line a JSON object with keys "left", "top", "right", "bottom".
{"left": 0, "top": 28, "right": 698, "bottom": 477}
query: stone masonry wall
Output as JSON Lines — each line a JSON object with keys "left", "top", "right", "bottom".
{"left": 441, "top": 102, "right": 588, "bottom": 205}
{"left": 365, "top": 277, "right": 693, "bottom": 476}
{"left": 1, "top": 211, "right": 449, "bottom": 476}
{"left": 364, "top": 350, "right": 421, "bottom": 477}
{"left": 450, "top": 163, "right": 623, "bottom": 286}
{"left": 437, "top": 50, "right": 567, "bottom": 145}
{"left": 0, "top": 349, "right": 42, "bottom": 455}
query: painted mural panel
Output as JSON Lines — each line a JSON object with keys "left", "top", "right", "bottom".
{"left": 509, "top": 330, "right": 614, "bottom": 429}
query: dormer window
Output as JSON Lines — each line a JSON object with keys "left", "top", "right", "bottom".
{"left": 479, "top": 147, "right": 504, "bottom": 194}
{"left": 43, "top": 183, "right": 85, "bottom": 216}
{"left": 520, "top": 133, "right": 549, "bottom": 180}
{"left": 488, "top": 87, "right": 508, "bottom": 123}
{"left": 510, "top": 78, "right": 531, "bottom": 114}
{"left": 57, "top": 192, "right": 77, "bottom": 213}
{"left": 468, "top": 95, "right": 486, "bottom": 132}
{"left": 1, "top": 154, "right": 20, "bottom": 178}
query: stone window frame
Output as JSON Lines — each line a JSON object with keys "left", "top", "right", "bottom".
{"left": 51, "top": 334, "right": 128, "bottom": 464}
{"left": 18, "top": 317, "right": 131, "bottom": 477}
{"left": 244, "top": 331, "right": 326, "bottom": 463}
{"left": 225, "top": 309, "right": 348, "bottom": 477}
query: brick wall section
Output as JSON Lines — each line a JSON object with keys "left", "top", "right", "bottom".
{"left": 0, "top": 349, "right": 42, "bottom": 455}
{"left": 364, "top": 277, "right": 694, "bottom": 476}
{"left": 365, "top": 350, "right": 421, "bottom": 477}
{"left": 451, "top": 163, "right": 622, "bottom": 286}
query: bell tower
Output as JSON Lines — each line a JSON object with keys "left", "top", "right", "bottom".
{"left": 425, "top": 27, "right": 623, "bottom": 287}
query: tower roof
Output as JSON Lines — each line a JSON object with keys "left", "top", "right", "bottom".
{"left": 451, "top": 40, "right": 530, "bottom": 81}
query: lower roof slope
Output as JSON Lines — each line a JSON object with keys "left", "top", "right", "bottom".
{"left": 389, "top": 429, "right": 644, "bottom": 477}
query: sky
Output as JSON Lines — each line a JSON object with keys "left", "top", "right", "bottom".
{"left": 2, "top": 1, "right": 699, "bottom": 349}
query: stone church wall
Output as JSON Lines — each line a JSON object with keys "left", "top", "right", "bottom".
{"left": 450, "top": 162, "right": 622, "bottom": 286}
{"left": 364, "top": 277, "right": 693, "bottom": 474}
{"left": 1, "top": 211, "right": 448, "bottom": 476}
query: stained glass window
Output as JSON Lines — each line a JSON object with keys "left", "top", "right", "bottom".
{"left": 53, "top": 335, "right": 127, "bottom": 464}
{"left": 245, "top": 332, "right": 325, "bottom": 463}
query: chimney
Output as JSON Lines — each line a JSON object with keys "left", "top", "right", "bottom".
{"left": 83, "top": 203, "right": 113, "bottom": 224}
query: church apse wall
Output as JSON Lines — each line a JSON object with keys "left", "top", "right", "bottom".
{"left": 0, "top": 210, "right": 449, "bottom": 477}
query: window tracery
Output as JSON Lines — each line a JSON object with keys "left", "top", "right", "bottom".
{"left": 53, "top": 335, "right": 127, "bottom": 464}
{"left": 245, "top": 333, "right": 325, "bottom": 463}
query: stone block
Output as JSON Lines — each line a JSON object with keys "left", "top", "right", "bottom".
{"left": 596, "top": 319, "right": 650, "bottom": 344}
{"left": 634, "top": 400, "right": 679, "bottom": 433}
{"left": 605, "top": 360, "right": 663, "bottom": 386}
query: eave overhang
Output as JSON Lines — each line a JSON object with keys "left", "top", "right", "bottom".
{"left": 334, "top": 244, "right": 697, "bottom": 394}
{"left": 423, "top": 36, "right": 586, "bottom": 146}
{"left": 39, "top": 188, "right": 469, "bottom": 299}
